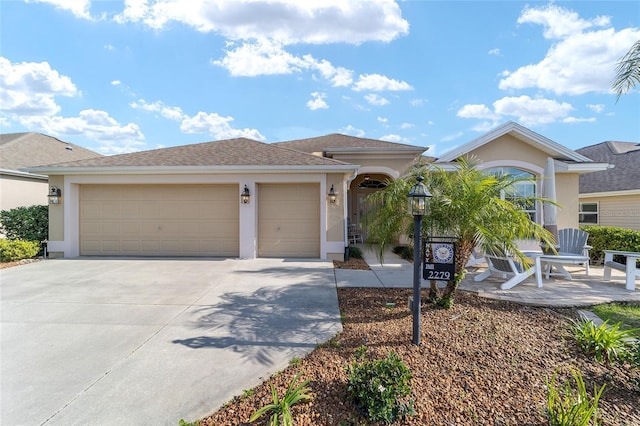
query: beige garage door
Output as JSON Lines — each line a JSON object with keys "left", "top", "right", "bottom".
{"left": 80, "top": 184, "right": 239, "bottom": 256}
{"left": 258, "top": 183, "right": 320, "bottom": 258}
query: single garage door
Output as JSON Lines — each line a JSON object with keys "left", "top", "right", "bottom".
{"left": 258, "top": 183, "right": 320, "bottom": 258}
{"left": 80, "top": 184, "right": 239, "bottom": 256}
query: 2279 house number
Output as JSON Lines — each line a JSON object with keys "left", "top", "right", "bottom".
{"left": 424, "top": 270, "right": 451, "bottom": 280}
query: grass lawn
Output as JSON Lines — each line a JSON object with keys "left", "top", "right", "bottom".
{"left": 591, "top": 303, "right": 640, "bottom": 330}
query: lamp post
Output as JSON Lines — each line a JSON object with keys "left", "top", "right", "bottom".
{"left": 407, "top": 176, "right": 432, "bottom": 345}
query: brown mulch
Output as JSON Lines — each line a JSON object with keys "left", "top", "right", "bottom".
{"left": 0, "top": 258, "right": 42, "bottom": 269}
{"left": 333, "top": 258, "right": 371, "bottom": 270}
{"left": 199, "top": 289, "right": 639, "bottom": 426}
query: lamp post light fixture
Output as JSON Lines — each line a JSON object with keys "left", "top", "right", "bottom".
{"left": 328, "top": 184, "right": 337, "bottom": 204}
{"left": 48, "top": 186, "right": 62, "bottom": 204}
{"left": 241, "top": 185, "right": 251, "bottom": 204}
{"left": 407, "top": 176, "right": 432, "bottom": 345}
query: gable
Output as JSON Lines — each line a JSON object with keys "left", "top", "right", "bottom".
{"left": 466, "top": 134, "right": 549, "bottom": 171}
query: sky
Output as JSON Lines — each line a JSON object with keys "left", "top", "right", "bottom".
{"left": 1, "top": 0, "right": 639, "bottom": 158}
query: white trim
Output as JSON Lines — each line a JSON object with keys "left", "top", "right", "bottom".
{"left": 475, "top": 160, "right": 544, "bottom": 175}
{"left": 436, "top": 121, "right": 594, "bottom": 163}
{"left": 0, "top": 168, "right": 48, "bottom": 179}
{"left": 46, "top": 241, "right": 64, "bottom": 252}
{"left": 579, "top": 189, "right": 640, "bottom": 198}
{"left": 27, "top": 164, "right": 358, "bottom": 175}
{"left": 553, "top": 161, "right": 611, "bottom": 173}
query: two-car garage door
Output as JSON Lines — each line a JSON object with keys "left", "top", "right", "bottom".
{"left": 79, "top": 183, "right": 321, "bottom": 258}
{"left": 80, "top": 184, "right": 239, "bottom": 256}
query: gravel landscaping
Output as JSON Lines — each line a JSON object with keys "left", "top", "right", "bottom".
{"left": 198, "top": 288, "right": 640, "bottom": 426}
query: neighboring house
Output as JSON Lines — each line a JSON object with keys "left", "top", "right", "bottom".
{"left": 0, "top": 133, "right": 102, "bottom": 212}
{"left": 28, "top": 121, "right": 608, "bottom": 260}
{"left": 576, "top": 141, "right": 640, "bottom": 231}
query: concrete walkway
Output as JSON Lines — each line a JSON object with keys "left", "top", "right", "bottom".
{"left": 335, "top": 245, "right": 640, "bottom": 307}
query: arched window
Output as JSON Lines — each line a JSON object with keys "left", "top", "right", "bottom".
{"left": 488, "top": 167, "right": 537, "bottom": 222}
{"left": 357, "top": 179, "right": 387, "bottom": 189}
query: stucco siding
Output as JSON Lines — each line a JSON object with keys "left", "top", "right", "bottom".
{"left": 0, "top": 175, "right": 47, "bottom": 211}
{"left": 469, "top": 134, "right": 549, "bottom": 170}
{"left": 556, "top": 174, "right": 580, "bottom": 230}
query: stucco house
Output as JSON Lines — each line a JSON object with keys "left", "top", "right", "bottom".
{"left": 576, "top": 141, "right": 640, "bottom": 231}
{"left": 28, "top": 121, "right": 609, "bottom": 260}
{"left": 0, "top": 133, "right": 101, "bottom": 212}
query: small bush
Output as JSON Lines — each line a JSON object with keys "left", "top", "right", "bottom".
{"left": 0, "top": 205, "right": 48, "bottom": 242}
{"left": 580, "top": 225, "right": 640, "bottom": 265}
{"left": 569, "top": 318, "right": 639, "bottom": 363}
{"left": 348, "top": 246, "right": 363, "bottom": 259}
{"left": 347, "top": 350, "right": 414, "bottom": 424}
{"left": 546, "top": 367, "right": 605, "bottom": 426}
{"left": 392, "top": 245, "right": 413, "bottom": 261}
{"left": 0, "top": 239, "right": 40, "bottom": 262}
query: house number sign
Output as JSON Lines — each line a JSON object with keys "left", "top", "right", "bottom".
{"left": 423, "top": 238, "right": 456, "bottom": 281}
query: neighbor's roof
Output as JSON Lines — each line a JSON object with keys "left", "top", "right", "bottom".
{"left": 274, "top": 133, "right": 428, "bottom": 155}
{"left": 0, "top": 132, "right": 102, "bottom": 171}
{"left": 577, "top": 141, "right": 640, "bottom": 193}
{"left": 436, "top": 121, "right": 594, "bottom": 163}
{"left": 28, "top": 137, "right": 357, "bottom": 174}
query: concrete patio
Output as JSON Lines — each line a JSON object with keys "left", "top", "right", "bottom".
{"left": 335, "top": 245, "right": 640, "bottom": 307}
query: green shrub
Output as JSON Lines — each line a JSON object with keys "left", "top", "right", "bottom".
{"left": 0, "top": 205, "right": 48, "bottom": 242}
{"left": 348, "top": 246, "right": 363, "bottom": 259}
{"left": 569, "top": 318, "right": 639, "bottom": 363}
{"left": 546, "top": 367, "right": 605, "bottom": 426}
{"left": 392, "top": 245, "right": 413, "bottom": 261}
{"left": 249, "top": 373, "right": 312, "bottom": 426}
{"left": 580, "top": 225, "right": 640, "bottom": 265}
{"left": 0, "top": 239, "right": 40, "bottom": 262}
{"left": 346, "top": 350, "right": 414, "bottom": 424}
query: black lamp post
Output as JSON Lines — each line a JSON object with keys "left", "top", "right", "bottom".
{"left": 407, "top": 176, "right": 432, "bottom": 345}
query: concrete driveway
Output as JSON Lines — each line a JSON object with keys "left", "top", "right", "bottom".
{"left": 0, "top": 258, "right": 341, "bottom": 426}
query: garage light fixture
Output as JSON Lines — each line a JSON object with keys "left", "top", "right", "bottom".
{"left": 241, "top": 185, "right": 251, "bottom": 204}
{"left": 48, "top": 186, "right": 62, "bottom": 204}
{"left": 328, "top": 185, "right": 337, "bottom": 204}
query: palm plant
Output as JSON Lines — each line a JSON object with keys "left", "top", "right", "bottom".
{"left": 364, "top": 157, "right": 555, "bottom": 308}
{"left": 613, "top": 39, "right": 640, "bottom": 101}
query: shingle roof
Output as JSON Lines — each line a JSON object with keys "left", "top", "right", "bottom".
{"left": 274, "top": 133, "right": 426, "bottom": 153}
{"left": 576, "top": 141, "right": 640, "bottom": 193}
{"left": 0, "top": 132, "right": 102, "bottom": 171}
{"left": 38, "top": 137, "right": 352, "bottom": 168}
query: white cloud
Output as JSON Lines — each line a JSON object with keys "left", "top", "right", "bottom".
{"left": 410, "top": 98, "right": 425, "bottom": 106}
{"left": 0, "top": 57, "right": 79, "bottom": 116}
{"left": 458, "top": 95, "right": 574, "bottom": 126}
{"left": 180, "top": 111, "right": 265, "bottom": 141}
{"left": 587, "top": 103, "right": 605, "bottom": 113}
{"left": 562, "top": 117, "right": 596, "bottom": 124}
{"left": 115, "top": 0, "right": 408, "bottom": 45}
{"left": 306, "top": 92, "right": 328, "bottom": 110}
{"left": 111, "top": 80, "right": 121, "bottom": 86}
{"left": 131, "top": 98, "right": 265, "bottom": 140}
{"left": 456, "top": 104, "right": 499, "bottom": 120}
{"left": 501, "top": 5, "right": 640, "bottom": 95}
{"left": 493, "top": 95, "right": 574, "bottom": 125}
{"left": 353, "top": 74, "right": 413, "bottom": 92}
{"left": 400, "top": 122, "right": 413, "bottom": 129}
{"left": 20, "top": 109, "right": 146, "bottom": 154}
{"left": 488, "top": 48, "right": 501, "bottom": 56}
{"left": 130, "top": 99, "right": 186, "bottom": 121}
{"left": 27, "top": 0, "right": 93, "bottom": 20}
{"left": 517, "top": 4, "right": 609, "bottom": 40}
{"left": 380, "top": 134, "right": 412, "bottom": 143}
{"left": 377, "top": 116, "right": 388, "bottom": 124}
{"left": 364, "top": 93, "right": 389, "bottom": 106}
{"left": 212, "top": 39, "right": 311, "bottom": 77}
{"left": 339, "top": 125, "right": 365, "bottom": 138}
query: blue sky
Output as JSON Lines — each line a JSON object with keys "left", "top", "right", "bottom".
{"left": 1, "top": 1, "right": 638, "bottom": 157}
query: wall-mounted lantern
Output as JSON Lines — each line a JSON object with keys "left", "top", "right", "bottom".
{"left": 241, "top": 185, "right": 251, "bottom": 204}
{"left": 328, "top": 184, "right": 337, "bottom": 204}
{"left": 48, "top": 186, "right": 62, "bottom": 204}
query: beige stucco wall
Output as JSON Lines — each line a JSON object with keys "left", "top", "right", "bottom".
{"left": 468, "top": 134, "right": 548, "bottom": 170}
{"left": 580, "top": 193, "right": 640, "bottom": 230}
{"left": 332, "top": 155, "right": 415, "bottom": 175}
{"left": 0, "top": 175, "right": 48, "bottom": 211}
{"left": 326, "top": 172, "right": 348, "bottom": 260}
